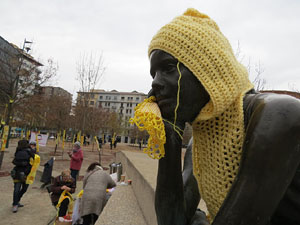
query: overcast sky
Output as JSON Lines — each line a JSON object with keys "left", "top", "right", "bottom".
{"left": 1, "top": 0, "right": 299, "bottom": 98}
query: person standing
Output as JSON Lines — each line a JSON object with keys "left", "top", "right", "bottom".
{"left": 68, "top": 141, "right": 83, "bottom": 183}
{"left": 29, "top": 141, "right": 37, "bottom": 154}
{"left": 80, "top": 162, "right": 116, "bottom": 225}
{"left": 11, "top": 140, "right": 35, "bottom": 213}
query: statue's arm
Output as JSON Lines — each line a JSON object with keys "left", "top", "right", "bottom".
{"left": 212, "top": 96, "right": 300, "bottom": 225}
{"left": 155, "top": 122, "right": 209, "bottom": 225}
{"left": 182, "top": 138, "right": 201, "bottom": 220}
{"left": 183, "top": 139, "right": 210, "bottom": 225}
{"left": 155, "top": 122, "right": 187, "bottom": 225}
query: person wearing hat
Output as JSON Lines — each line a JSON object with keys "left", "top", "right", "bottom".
{"left": 147, "top": 8, "right": 300, "bottom": 225}
{"left": 29, "top": 141, "right": 37, "bottom": 154}
{"left": 68, "top": 141, "right": 83, "bottom": 183}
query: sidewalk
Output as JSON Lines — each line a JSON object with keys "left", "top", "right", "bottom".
{"left": 0, "top": 140, "right": 148, "bottom": 225}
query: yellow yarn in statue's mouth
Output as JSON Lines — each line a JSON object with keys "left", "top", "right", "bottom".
{"left": 129, "top": 96, "right": 166, "bottom": 159}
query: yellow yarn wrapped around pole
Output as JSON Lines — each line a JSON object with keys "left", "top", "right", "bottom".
{"left": 129, "top": 96, "right": 166, "bottom": 159}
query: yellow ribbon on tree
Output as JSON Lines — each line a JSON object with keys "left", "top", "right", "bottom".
{"left": 94, "top": 136, "right": 100, "bottom": 151}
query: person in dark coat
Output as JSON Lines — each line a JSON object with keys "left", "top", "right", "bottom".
{"left": 51, "top": 169, "right": 76, "bottom": 222}
{"left": 11, "top": 139, "right": 35, "bottom": 213}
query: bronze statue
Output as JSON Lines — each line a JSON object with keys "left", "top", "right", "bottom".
{"left": 148, "top": 8, "right": 300, "bottom": 225}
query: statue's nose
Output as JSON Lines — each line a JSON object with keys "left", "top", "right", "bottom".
{"left": 151, "top": 72, "right": 164, "bottom": 93}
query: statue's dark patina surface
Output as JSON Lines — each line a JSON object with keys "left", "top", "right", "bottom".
{"left": 150, "top": 50, "right": 300, "bottom": 225}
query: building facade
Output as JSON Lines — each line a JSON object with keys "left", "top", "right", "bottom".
{"left": 77, "top": 89, "right": 147, "bottom": 143}
{"left": 41, "top": 86, "right": 72, "bottom": 100}
{"left": 0, "top": 36, "right": 42, "bottom": 125}
{"left": 0, "top": 36, "right": 43, "bottom": 98}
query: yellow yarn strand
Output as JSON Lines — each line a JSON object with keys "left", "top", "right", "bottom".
{"left": 169, "top": 61, "right": 183, "bottom": 140}
{"left": 173, "top": 61, "right": 181, "bottom": 127}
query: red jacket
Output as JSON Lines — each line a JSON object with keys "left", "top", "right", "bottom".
{"left": 70, "top": 149, "right": 83, "bottom": 170}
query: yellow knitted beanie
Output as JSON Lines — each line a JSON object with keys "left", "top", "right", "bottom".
{"left": 149, "top": 8, "right": 253, "bottom": 120}
{"left": 149, "top": 8, "right": 254, "bottom": 221}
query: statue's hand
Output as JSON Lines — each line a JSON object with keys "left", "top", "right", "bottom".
{"left": 189, "top": 209, "right": 210, "bottom": 225}
{"left": 163, "top": 119, "right": 185, "bottom": 138}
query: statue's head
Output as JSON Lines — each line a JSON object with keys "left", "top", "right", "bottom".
{"left": 148, "top": 8, "right": 253, "bottom": 123}
{"left": 149, "top": 49, "right": 209, "bottom": 124}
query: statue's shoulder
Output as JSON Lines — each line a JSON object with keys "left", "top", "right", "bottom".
{"left": 244, "top": 92, "right": 300, "bottom": 129}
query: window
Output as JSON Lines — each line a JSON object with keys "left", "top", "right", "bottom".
{"left": 121, "top": 97, "right": 125, "bottom": 100}
{"left": 99, "top": 96, "right": 103, "bottom": 99}
{"left": 114, "top": 96, "right": 117, "bottom": 100}
{"left": 90, "top": 101, "right": 94, "bottom": 105}
{"left": 106, "top": 96, "right": 111, "bottom": 100}
{"left": 136, "top": 97, "right": 139, "bottom": 100}
{"left": 91, "top": 94, "right": 94, "bottom": 99}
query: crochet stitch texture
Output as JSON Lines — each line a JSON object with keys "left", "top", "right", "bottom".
{"left": 149, "top": 8, "right": 253, "bottom": 221}
{"left": 130, "top": 96, "right": 166, "bottom": 159}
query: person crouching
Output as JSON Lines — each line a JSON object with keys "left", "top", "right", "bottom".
{"left": 51, "top": 169, "right": 76, "bottom": 222}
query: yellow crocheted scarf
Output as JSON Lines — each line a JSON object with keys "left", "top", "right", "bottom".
{"left": 129, "top": 96, "right": 166, "bottom": 159}
{"left": 148, "top": 8, "right": 254, "bottom": 221}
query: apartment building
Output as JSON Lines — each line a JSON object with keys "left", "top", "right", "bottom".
{"left": 0, "top": 36, "right": 43, "bottom": 98}
{"left": 77, "top": 89, "right": 147, "bottom": 143}
{"left": 40, "top": 86, "right": 72, "bottom": 100}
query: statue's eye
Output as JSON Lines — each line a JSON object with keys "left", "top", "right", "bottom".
{"left": 164, "top": 64, "right": 176, "bottom": 73}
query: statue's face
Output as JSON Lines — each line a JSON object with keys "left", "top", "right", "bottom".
{"left": 149, "top": 50, "right": 209, "bottom": 123}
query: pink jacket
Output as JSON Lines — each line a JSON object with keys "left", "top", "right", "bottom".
{"left": 70, "top": 149, "right": 83, "bottom": 170}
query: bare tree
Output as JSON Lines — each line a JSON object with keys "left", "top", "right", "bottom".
{"left": 250, "top": 61, "right": 266, "bottom": 91}
{"left": 0, "top": 43, "right": 58, "bottom": 127}
{"left": 234, "top": 42, "right": 266, "bottom": 91}
{"left": 129, "top": 124, "right": 148, "bottom": 144}
{"left": 105, "top": 112, "right": 123, "bottom": 136}
{"left": 288, "top": 83, "right": 300, "bottom": 93}
{"left": 75, "top": 52, "right": 106, "bottom": 134}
